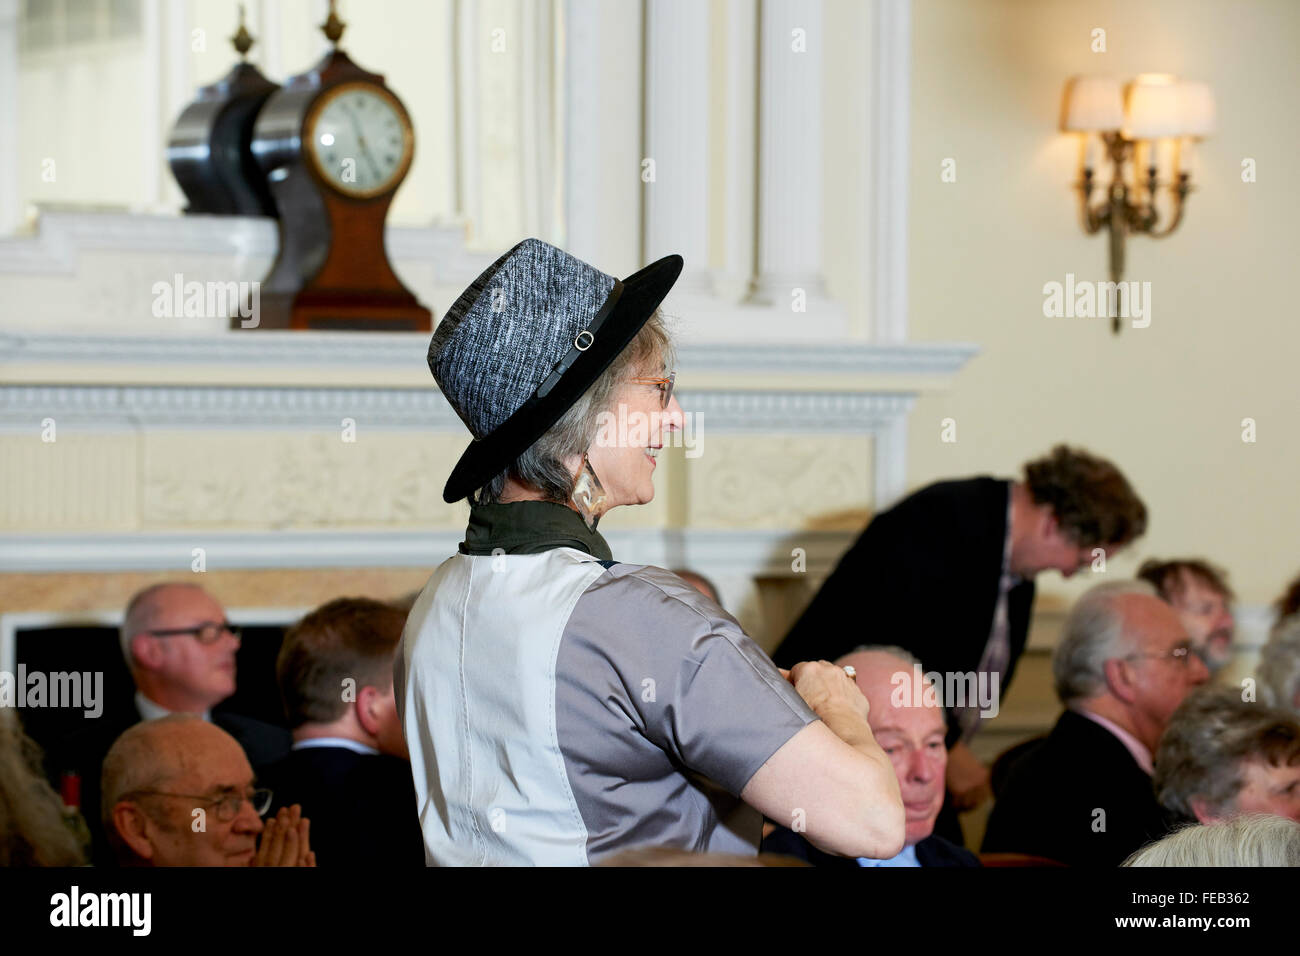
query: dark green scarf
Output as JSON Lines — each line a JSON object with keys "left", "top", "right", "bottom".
{"left": 459, "top": 500, "right": 613, "bottom": 561}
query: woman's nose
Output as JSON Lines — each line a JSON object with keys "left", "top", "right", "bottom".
{"left": 663, "top": 394, "right": 685, "bottom": 431}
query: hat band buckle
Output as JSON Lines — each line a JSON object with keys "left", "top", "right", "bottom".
{"left": 534, "top": 279, "right": 625, "bottom": 399}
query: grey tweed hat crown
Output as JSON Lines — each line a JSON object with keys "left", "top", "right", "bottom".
{"left": 429, "top": 238, "right": 683, "bottom": 503}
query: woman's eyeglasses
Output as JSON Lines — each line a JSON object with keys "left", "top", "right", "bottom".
{"left": 630, "top": 370, "right": 676, "bottom": 409}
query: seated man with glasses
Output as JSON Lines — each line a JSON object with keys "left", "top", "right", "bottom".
{"left": 102, "top": 714, "right": 314, "bottom": 866}
{"left": 982, "top": 580, "right": 1209, "bottom": 866}
{"left": 53, "top": 582, "right": 291, "bottom": 864}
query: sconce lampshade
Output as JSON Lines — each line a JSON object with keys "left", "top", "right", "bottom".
{"left": 1063, "top": 75, "right": 1124, "bottom": 131}
{"left": 1176, "top": 81, "right": 1216, "bottom": 137}
{"left": 1123, "top": 73, "right": 1183, "bottom": 138}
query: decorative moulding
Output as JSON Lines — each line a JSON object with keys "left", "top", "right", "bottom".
{"left": 0, "top": 527, "right": 857, "bottom": 577}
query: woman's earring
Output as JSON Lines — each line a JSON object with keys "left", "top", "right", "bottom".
{"left": 571, "top": 455, "right": 607, "bottom": 530}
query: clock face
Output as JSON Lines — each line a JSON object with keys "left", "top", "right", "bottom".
{"left": 305, "top": 82, "right": 414, "bottom": 199}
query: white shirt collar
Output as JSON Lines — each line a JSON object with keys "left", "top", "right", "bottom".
{"left": 292, "top": 737, "right": 380, "bottom": 756}
{"left": 135, "top": 691, "right": 211, "bottom": 723}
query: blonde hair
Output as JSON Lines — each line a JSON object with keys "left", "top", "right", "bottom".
{"left": 0, "top": 711, "right": 86, "bottom": 866}
{"left": 1124, "top": 815, "right": 1300, "bottom": 867}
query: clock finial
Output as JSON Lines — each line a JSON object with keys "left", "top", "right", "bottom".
{"left": 231, "top": 4, "right": 254, "bottom": 59}
{"left": 321, "top": 0, "right": 346, "bottom": 46}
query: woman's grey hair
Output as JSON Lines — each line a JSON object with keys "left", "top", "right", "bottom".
{"left": 1257, "top": 615, "right": 1300, "bottom": 714}
{"left": 471, "top": 308, "right": 675, "bottom": 505}
{"left": 1154, "top": 686, "right": 1300, "bottom": 822}
{"left": 1052, "top": 579, "right": 1158, "bottom": 704}
{"left": 1124, "top": 814, "right": 1300, "bottom": 867}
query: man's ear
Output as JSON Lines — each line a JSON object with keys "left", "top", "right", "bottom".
{"left": 112, "top": 802, "right": 157, "bottom": 864}
{"left": 355, "top": 685, "right": 382, "bottom": 738}
{"left": 131, "top": 633, "right": 164, "bottom": 671}
{"left": 1188, "top": 797, "right": 1222, "bottom": 825}
{"left": 1102, "top": 657, "right": 1137, "bottom": 704}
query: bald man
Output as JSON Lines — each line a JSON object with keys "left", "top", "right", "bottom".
{"left": 763, "top": 647, "right": 979, "bottom": 867}
{"left": 52, "top": 582, "right": 290, "bottom": 864}
{"left": 103, "top": 715, "right": 313, "bottom": 866}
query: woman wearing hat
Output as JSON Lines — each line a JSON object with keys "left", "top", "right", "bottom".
{"left": 398, "top": 239, "right": 904, "bottom": 865}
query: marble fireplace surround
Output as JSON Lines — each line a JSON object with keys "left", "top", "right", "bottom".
{"left": 0, "top": 211, "right": 979, "bottom": 646}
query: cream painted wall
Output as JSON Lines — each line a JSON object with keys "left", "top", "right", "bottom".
{"left": 904, "top": 0, "right": 1300, "bottom": 613}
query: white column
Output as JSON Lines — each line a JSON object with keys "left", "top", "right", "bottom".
{"left": 563, "top": 0, "right": 642, "bottom": 272}
{"left": 642, "top": 0, "right": 710, "bottom": 289}
{"left": 455, "top": 0, "right": 482, "bottom": 245}
{"left": 716, "top": 0, "right": 758, "bottom": 302}
{"left": 750, "top": 0, "right": 825, "bottom": 305}
{"left": 0, "top": 0, "right": 18, "bottom": 235}
{"left": 257, "top": 0, "right": 284, "bottom": 80}
{"left": 864, "top": 0, "right": 911, "bottom": 343}
{"left": 873, "top": 405, "right": 913, "bottom": 510}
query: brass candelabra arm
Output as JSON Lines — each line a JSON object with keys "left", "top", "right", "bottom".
{"left": 1147, "top": 173, "right": 1191, "bottom": 238}
{"left": 1077, "top": 168, "right": 1110, "bottom": 234}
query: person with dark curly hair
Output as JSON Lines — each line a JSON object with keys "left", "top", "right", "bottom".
{"left": 1137, "top": 558, "right": 1236, "bottom": 673}
{"left": 774, "top": 444, "right": 1147, "bottom": 844}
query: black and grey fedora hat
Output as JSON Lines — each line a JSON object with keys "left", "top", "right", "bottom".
{"left": 429, "top": 238, "right": 683, "bottom": 503}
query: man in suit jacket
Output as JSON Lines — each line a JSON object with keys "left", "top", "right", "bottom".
{"left": 773, "top": 445, "right": 1147, "bottom": 832}
{"left": 53, "top": 583, "right": 290, "bottom": 864}
{"left": 763, "top": 646, "right": 979, "bottom": 867}
{"left": 259, "top": 597, "right": 424, "bottom": 868}
{"left": 982, "top": 580, "right": 1209, "bottom": 866}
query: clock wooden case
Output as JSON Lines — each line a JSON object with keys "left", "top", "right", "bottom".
{"left": 243, "top": 17, "right": 430, "bottom": 332}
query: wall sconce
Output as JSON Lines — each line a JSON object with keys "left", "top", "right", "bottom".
{"left": 1063, "top": 74, "right": 1215, "bottom": 333}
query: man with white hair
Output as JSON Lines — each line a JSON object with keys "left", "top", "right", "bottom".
{"left": 982, "top": 580, "right": 1209, "bottom": 866}
{"left": 54, "top": 582, "right": 290, "bottom": 863}
{"left": 762, "top": 646, "right": 979, "bottom": 867}
{"left": 103, "top": 715, "right": 313, "bottom": 867}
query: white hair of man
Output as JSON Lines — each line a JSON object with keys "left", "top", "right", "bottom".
{"left": 840, "top": 645, "right": 945, "bottom": 720}
{"left": 119, "top": 582, "right": 203, "bottom": 668}
{"left": 1052, "top": 579, "right": 1159, "bottom": 705}
{"left": 843, "top": 645, "right": 924, "bottom": 670}
{"left": 1257, "top": 615, "right": 1300, "bottom": 714}
{"left": 1124, "top": 814, "right": 1300, "bottom": 867}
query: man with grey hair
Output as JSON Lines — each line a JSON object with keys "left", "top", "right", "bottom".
{"left": 52, "top": 582, "right": 289, "bottom": 864}
{"left": 762, "top": 646, "right": 979, "bottom": 867}
{"left": 982, "top": 580, "right": 1209, "bottom": 865}
{"left": 1257, "top": 615, "right": 1300, "bottom": 714}
{"left": 1154, "top": 686, "right": 1300, "bottom": 825}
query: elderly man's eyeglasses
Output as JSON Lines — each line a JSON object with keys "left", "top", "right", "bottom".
{"left": 130, "top": 787, "right": 272, "bottom": 822}
{"left": 1125, "top": 643, "right": 1193, "bottom": 666}
{"left": 630, "top": 371, "right": 675, "bottom": 409}
{"left": 145, "top": 620, "right": 241, "bottom": 644}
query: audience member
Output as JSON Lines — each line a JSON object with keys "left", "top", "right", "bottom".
{"left": 259, "top": 597, "right": 424, "bottom": 867}
{"left": 763, "top": 646, "right": 979, "bottom": 867}
{"left": 102, "top": 714, "right": 313, "bottom": 866}
{"left": 982, "top": 580, "right": 1208, "bottom": 865}
{"left": 1124, "top": 814, "right": 1300, "bottom": 867}
{"left": 1272, "top": 571, "right": 1300, "bottom": 635}
{"left": 0, "top": 712, "right": 87, "bottom": 866}
{"left": 1154, "top": 686, "right": 1300, "bottom": 825}
{"left": 1137, "top": 558, "right": 1236, "bottom": 674}
{"left": 53, "top": 582, "right": 290, "bottom": 863}
{"left": 774, "top": 445, "right": 1147, "bottom": 841}
{"left": 1258, "top": 615, "right": 1300, "bottom": 713}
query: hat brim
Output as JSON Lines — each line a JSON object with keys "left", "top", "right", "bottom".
{"left": 441, "top": 252, "right": 684, "bottom": 503}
